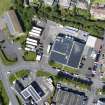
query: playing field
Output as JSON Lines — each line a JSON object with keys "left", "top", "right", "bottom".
{"left": 0, "top": 0, "right": 12, "bottom": 16}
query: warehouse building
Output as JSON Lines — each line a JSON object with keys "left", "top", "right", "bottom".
{"left": 15, "top": 78, "right": 54, "bottom": 105}
{"left": 54, "top": 84, "right": 88, "bottom": 105}
{"left": 49, "top": 34, "right": 86, "bottom": 68}
{"left": 49, "top": 27, "right": 102, "bottom": 69}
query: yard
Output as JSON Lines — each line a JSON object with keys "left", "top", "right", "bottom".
{"left": 9, "top": 70, "right": 30, "bottom": 84}
{"left": 0, "top": 0, "right": 12, "bottom": 16}
{"left": 23, "top": 51, "right": 36, "bottom": 61}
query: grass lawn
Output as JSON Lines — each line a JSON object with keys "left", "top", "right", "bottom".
{"left": 63, "top": 66, "right": 77, "bottom": 74}
{"left": 0, "top": 49, "right": 17, "bottom": 65}
{"left": 9, "top": 70, "right": 30, "bottom": 84}
{"left": 92, "top": 0, "right": 105, "bottom": 4}
{"left": 0, "top": 0, "right": 12, "bottom": 16}
{"left": 23, "top": 51, "right": 36, "bottom": 61}
{"left": 14, "top": 34, "right": 27, "bottom": 44}
{"left": 36, "top": 70, "right": 61, "bottom": 84}
{"left": 14, "top": 34, "right": 27, "bottom": 48}
{"left": 0, "top": 80, "right": 9, "bottom": 105}
{"left": 36, "top": 70, "right": 55, "bottom": 78}
{"left": 49, "top": 60, "right": 63, "bottom": 69}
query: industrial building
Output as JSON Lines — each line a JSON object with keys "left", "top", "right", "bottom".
{"left": 54, "top": 84, "right": 88, "bottom": 105}
{"left": 15, "top": 78, "right": 54, "bottom": 105}
{"left": 49, "top": 27, "right": 102, "bottom": 69}
{"left": 50, "top": 34, "right": 86, "bottom": 68}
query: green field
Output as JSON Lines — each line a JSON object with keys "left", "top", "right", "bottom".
{"left": 0, "top": 0, "right": 12, "bottom": 16}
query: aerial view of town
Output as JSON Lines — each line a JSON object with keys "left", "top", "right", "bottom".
{"left": 1, "top": 0, "right": 105, "bottom": 105}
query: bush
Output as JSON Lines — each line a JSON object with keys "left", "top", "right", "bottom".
{"left": 23, "top": 51, "right": 36, "bottom": 61}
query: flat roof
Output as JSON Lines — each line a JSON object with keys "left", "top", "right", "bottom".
{"left": 86, "top": 36, "right": 97, "bottom": 48}
{"left": 21, "top": 81, "right": 45, "bottom": 103}
{"left": 50, "top": 34, "right": 86, "bottom": 68}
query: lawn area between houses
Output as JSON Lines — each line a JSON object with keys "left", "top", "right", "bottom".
{"left": 9, "top": 70, "right": 30, "bottom": 84}
{"left": 0, "top": 80, "right": 9, "bottom": 105}
{"left": 23, "top": 51, "right": 36, "bottom": 61}
{"left": 0, "top": 49, "right": 17, "bottom": 65}
{"left": 49, "top": 60, "right": 63, "bottom": 69}
{"left": 36, "top": 70, "right": 91, "bottom": 90}
{"left": 49, "top": 60, "right": 77, "bottom": 74}
{"left": 63, "top": 66, "right": 77, "bottom": 74}
{"left": 0, "top": 0, "right": 12, "bottom": 16}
